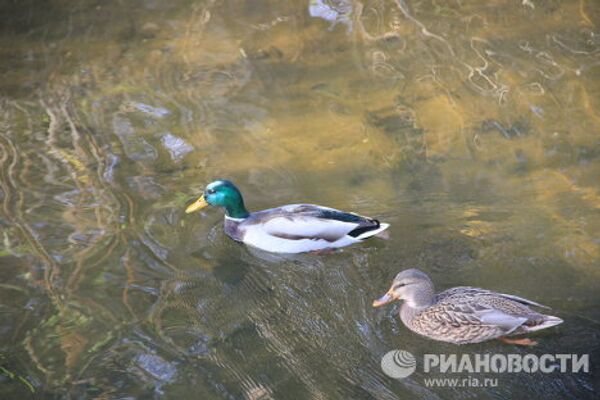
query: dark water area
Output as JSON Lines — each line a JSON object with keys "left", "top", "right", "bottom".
{"left": 0, "top": 0, "right": 599, "bottom": 398}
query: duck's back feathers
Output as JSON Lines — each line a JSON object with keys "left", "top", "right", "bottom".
{"left": 234, "top": 204, "right": 389, "bottom": 253}
{"left": 409, "top": 286, "right": 562, "bottom": 344}
{"left": 262, "top": 204, "right": 384, "bottom": 238}
{"left": 436, "top": 287, "right": 550, "bottom": 309}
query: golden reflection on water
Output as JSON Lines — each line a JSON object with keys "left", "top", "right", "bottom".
{"left": 0, "top": 0, "right": 599, "bottom": 398}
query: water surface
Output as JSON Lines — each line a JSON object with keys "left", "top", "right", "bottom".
{"left": 0, "top": 0, "right": 599, "bottom": 398}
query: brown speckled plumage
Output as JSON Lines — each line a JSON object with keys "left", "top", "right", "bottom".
{"left": 374, "top": 269, "right": 563, "bottom": 344}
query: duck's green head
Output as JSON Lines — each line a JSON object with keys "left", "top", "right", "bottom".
{"left": 185, "top": 179, "right": 249, "bottom": 218}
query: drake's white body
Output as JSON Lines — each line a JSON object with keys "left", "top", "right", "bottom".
{"left": 224, "top": 204, "right": 389, "bottom": 253}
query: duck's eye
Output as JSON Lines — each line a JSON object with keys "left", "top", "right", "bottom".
{"left": 206, "top": 189, "right": 216, "bottom": 195}
{"left": 393, "top": 283, "right": 407, "bottom": 290}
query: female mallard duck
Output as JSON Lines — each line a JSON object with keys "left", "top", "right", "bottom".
{"left": 185, "top": 180, "right": 389, "bottom": 253}
{"left": 373, "top": 269, "right": 562, "bottom": 345}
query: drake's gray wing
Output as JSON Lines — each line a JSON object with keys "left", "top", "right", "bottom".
{"left": 256, "top": 204, "right": 383, "bottom": 241}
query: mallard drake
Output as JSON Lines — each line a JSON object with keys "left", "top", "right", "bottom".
{"left": 373, "top": 269, "right": 562, "bottom": 345}
{"left": 185, "top": 179, "right": 389, "bottom": 253}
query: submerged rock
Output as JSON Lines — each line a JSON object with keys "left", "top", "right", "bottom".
{"left": 112, "top": 115, "right": 158, "bottom": 161}
{"left": 160, "top": 132, "right": 194, "bottom": 161}
{"left": 134, "top": 353, "right": 177, "bottom": 382}
{"left": 131, "top": 102, "right": 170, "bottom": 118}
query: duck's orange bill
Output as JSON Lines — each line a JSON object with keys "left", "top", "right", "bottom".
{"left": 372, "top": 292, "right": 394, "bottom": 307}
{"left": 185, "top": 195, "right": 209, "bottom": 214}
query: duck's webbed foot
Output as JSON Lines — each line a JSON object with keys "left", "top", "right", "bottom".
{"left": 499, "top": 337, "right": 538, "bottom": 346}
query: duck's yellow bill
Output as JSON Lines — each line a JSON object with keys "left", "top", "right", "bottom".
{"left": 372, "top": 292, "right": 394, "bottom": 308}
{"left": 185, "top": 195, "right": 209, "bottom": 214}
